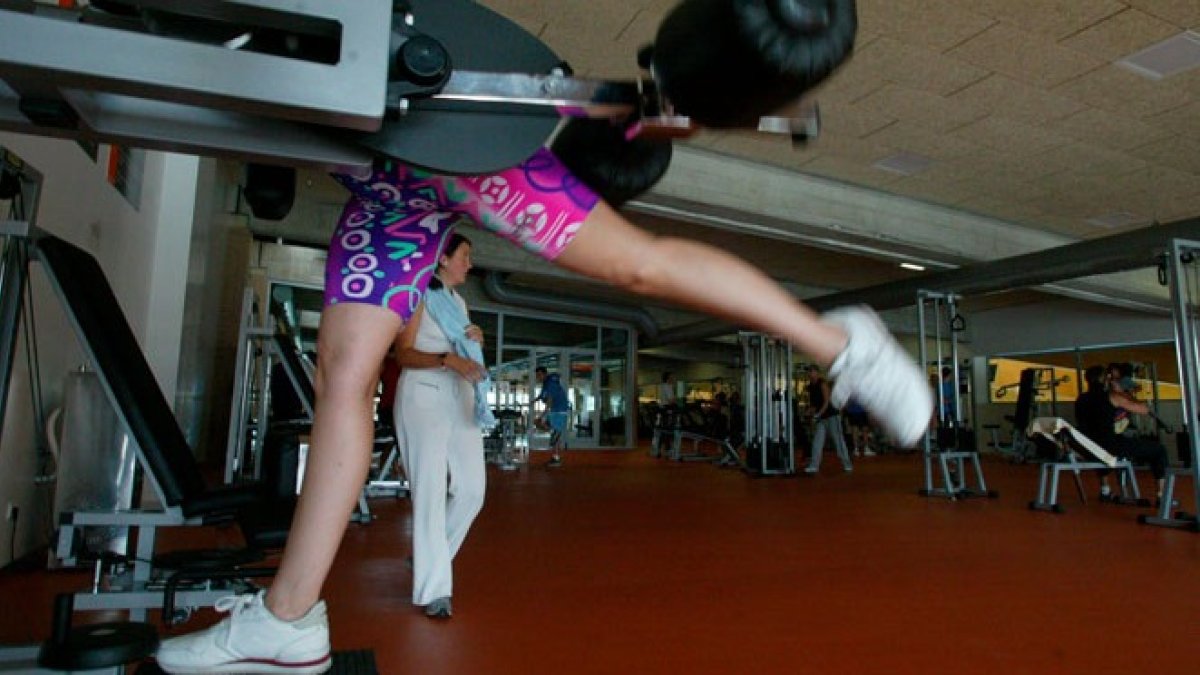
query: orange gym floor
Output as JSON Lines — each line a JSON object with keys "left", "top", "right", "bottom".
{"left": 2, "top": 448, "right": 1198, "bottom": 674}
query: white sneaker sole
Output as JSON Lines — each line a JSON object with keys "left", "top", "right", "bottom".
{"left": 156, "top": 653, "right": 332, "bottom": 674}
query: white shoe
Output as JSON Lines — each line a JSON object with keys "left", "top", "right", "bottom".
{"left": 803, "top": 466, "right": 819, "bottom": 474}
{"left": 862, "top": 448, "right": 877, "bottom": 457}
{"left": 155, "top": 591, "right": 331, "bottom": 674}
{"left": 825, "top": 306, "right": 933, "bottom": 448}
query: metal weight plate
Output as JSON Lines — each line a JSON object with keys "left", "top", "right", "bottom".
{"left": 355, "top": 0, "right": 563, "bottom": 175}
{"left": 39, "top": 622, "right": 159, "bottom": 670}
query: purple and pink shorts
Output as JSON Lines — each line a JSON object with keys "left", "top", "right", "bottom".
{"left": 324, "top": 148, "right": 599, "bottom": 320}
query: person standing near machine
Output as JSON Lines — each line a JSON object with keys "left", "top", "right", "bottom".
{"left": 804, "top": 367, "right": 852, "bottom": 474}
{"left": 535, "top": 366, "right": 571, "bottom": 467}
{"left": 393, "top": 232, "right": 490, "bottom": 619}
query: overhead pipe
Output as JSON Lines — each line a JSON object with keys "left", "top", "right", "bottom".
{"left": 482, "top": 272, "right": 659, "bottom": 341}
{"left": 651, "top": 216, "right": 1200, "bottom": 346}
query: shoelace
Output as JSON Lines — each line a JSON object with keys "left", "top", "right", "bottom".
{"left": 214, "top": 593, "right": 259, "bottom": 617}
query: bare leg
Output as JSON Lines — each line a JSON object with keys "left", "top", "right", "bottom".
{"left": 266, "top": 303, "right": 402, "bottom": 620}
{"left": 555, "top": 202, "right": 848, "bottom": 367}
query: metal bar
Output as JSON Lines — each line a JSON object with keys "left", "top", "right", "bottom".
{"left": 918, "top": 293, "right": 933, "bottom": 492}
{"left": 1169, "top": 239, "right": 1200, "bottom": 521}
{"left": 652, "top": 218, "right": 1200, "bottom": 346}
{"left": 0, "top": 236, "right": 27, "bottom": 445}
{"left": 0, "top": 1, "right": 391, "bottom": 130}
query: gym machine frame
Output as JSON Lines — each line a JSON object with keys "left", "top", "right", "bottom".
{"left": 1140, "top": 238, "right": 1200, "bottom": 531}
{"left": 740, "top": 332, "right": 794, "bottom": 476}
{"left": 0, "top": 0, "right": 820, "bottom": 175}
{"left": 225, "top": 286, "right": 404, "bottom": 523}
{"left": 1, "top": 150, "right": 293, "bottom": 675}
{"left": 916, "top": 291, "right": 997, "bottom": 500}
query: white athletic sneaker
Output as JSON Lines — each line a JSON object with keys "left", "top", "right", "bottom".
{"left": 155, "top": 591, "right": 331, "bottom": 674}
{"left": 825, "top": 306, "right": 933, "bottom": 448}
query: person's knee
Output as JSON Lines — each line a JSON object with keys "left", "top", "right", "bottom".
{"left": 600, "top": 232, "right": 681, "bottom": 295}
{"left": 314, "top": 351, "right": 380, "bottom": 404}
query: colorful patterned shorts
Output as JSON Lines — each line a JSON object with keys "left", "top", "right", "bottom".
{"left": 325, "top": 148, "right": 599, "bottom": 320}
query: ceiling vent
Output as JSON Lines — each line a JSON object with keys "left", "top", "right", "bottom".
{"left": 1116, "top": 31, "right": 1200, "bottom": 80}
{"left": 873, "top": 152, "right": 934, "bottom": 176}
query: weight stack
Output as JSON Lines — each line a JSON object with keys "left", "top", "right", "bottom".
{"left": 50, "top": 369, "right": 139, "bottom": 568}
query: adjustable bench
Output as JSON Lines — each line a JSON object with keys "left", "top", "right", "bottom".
{"left": 35, "top": 235, "right": 293, "bottom": 622}
{"left": 1026, "top": 417, "right": 1147, "bottom": 513}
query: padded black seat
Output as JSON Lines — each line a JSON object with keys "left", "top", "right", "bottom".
{"left": 36, "top": 235, "right": 291, "bottom": 533}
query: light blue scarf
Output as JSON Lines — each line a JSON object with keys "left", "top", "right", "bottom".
{"left": 423, "top": 285, "right": 496, "bottom": 428}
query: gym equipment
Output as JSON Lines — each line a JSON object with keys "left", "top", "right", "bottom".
{"left": 989, "top": 367, "right": 1059, "bottom": 463}
{"left": 0, "top": 0, "right": 836, "bottom": 181}
{"left": 224, "top": 286, "right": 402, "bottom": 522}
{"left": 651, "top": 0, "right": 855, "bottom": 128}
{"left": 37, "top": 595, "right": 158, "bottom": 672}
{"left": 1140, "top": 239, "right": 1200, "bottom": 532}
{"left": 50, "top": 369, "right": 139, "bottom": 569}
{"left": 739, "top": 332, "right": 794, "bottom": 476}
{"left": 916, "top": 292, "right": 997, "bottom": 501}
{"left": 1, "top": 156, "right": 289, "bottom": 629}
{"left": 550, "top": 117, "right": 674, "bottom": 208}
{"left": 1027, "top": 418, "right": 1147, "bottom": 513}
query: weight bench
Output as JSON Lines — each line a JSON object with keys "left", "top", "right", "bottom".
{"left": 664, "top": 429, "right": 736, "bottom": 463}
{"left": 1026, "top": 417, "right": 1147, "bottom": 513}
{"left": 1138, "top": 466, "right": 1200, "bottom": 531}
{"left": 34, "top": 236, "right": 294, "bottom": 621}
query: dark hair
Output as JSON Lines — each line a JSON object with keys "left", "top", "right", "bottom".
{"left": 429, "top": 232, "right": 472, "bottom": 290}
{"left": 941, "top": 366, "right": 952, "bottom": 378}
{"left": 1084, "top": 365, "right": 1107, "bottom": 391}
{"left": 1112, "top": 362, "right": 1134, "bottom": 378}
{"left": 661, "top": 371, "right": 673, "bottom": 383}
{"left": 535, "top": 366, "right": 548, "bottom": 376}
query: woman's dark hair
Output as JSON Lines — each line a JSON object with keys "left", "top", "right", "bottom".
{"left": 1084, "top": 365, "right": 1107, "bottom": 391}
{"left": 429, "top": 232, "right": 472, "bottom": 290}
{"left": 661, "top": 371, "right": 673, "bottom": 383}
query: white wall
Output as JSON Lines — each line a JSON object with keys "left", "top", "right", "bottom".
{"left": 0, "top": 133, "right": 197, "bottom": 564}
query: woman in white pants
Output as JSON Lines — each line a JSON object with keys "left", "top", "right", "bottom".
{"left": 394, "top": 232, "right": 489, "bottom": 619}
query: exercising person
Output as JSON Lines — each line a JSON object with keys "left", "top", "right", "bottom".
{"left": 1075, "top": 365, "right": 1170, "bottom": 504}
{"left": 534, "top": 365, "right": 570, "bottom": 467}
{"left": 156, "top": 148, "right": 932, "bottom": 674}
{"left": 393, "top": 233, "right": 488, "bottom": 620}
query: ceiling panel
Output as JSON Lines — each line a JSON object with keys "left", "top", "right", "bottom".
{"left": 1054, "top": 65, "right": 1194, "bottom": 118}
{"left": 947, "top": 23, "right": 1104, "bottom": 88}
{"left": 971, "top": 0, "right": 1127, "bottom": 40}
{"left": 841, "top": 37, "right": 989, "bottom": 95}
{"left": 853, "top": 85, "right": 986, "bottom": 134}
{"left": 951, "top": 74, "right": 1088, "bottom": 125}
{"left": 1061, "top": 8, "right": 1181, "bottom": 61}
{"left": 856, "top": 0, "right": 994, "bottom": 51}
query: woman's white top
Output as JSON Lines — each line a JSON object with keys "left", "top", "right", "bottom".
{"left": 412, "top": 287, "right": 467, "bottom": 354}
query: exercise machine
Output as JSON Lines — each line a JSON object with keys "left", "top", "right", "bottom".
{"left": 916, "top": 291, "right": 997, "bottom": 501}
{"left": 1140, "top": 238, "right": 1200, "bottom": 531}
{"left": 2, "top": 150, "right": 290, "bottom": 671}
{"left": 740, "top": 332, "right": 794, "bottom": 476}
{"left": 1027, "top": 417, "right": 1147, "bottom": 513}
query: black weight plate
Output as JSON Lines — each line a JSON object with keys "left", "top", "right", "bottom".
{"left": 356, "top": 0, "right": 562, "bottom": 175}
{"left": 39, "top": 621, "right": 159, "bottom": 670}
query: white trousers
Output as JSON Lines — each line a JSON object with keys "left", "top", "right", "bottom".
{"left": 396, "top": 368, "right": 486, "bottom": 605}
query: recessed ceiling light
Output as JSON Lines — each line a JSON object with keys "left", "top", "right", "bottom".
{"left": 874, "top": 152, "right": 934, "bottom": 176}
{"left": 1116, "top": 31, "right": 1200, "bottom": 80}
{"left": 1085, "top": 212, "right": 1144, "bottom": 229}
{"left": 900, "top": 262, "right": 926, "bottom": 271}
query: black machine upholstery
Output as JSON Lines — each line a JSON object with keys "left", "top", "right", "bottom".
{"left": 35, "top": 235, "right": 282, "bottom": 524}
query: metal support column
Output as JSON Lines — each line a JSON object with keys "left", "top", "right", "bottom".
{"left": 1141, "top": 239, "right": 1200, "bottom": 531}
